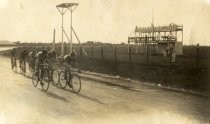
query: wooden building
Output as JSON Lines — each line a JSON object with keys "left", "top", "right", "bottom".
{"left": 128, "top": 23, "right": 183, "bottom": 55}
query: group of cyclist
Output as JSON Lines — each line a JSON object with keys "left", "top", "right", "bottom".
{"left": 11, "top": 48, "right": 78, "bottom": 85}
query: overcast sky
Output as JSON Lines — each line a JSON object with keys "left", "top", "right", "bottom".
{"left": 0, "top": 0, "right": 210, "bottom": 45}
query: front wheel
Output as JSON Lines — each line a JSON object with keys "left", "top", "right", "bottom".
{"left": 41, "top": 69, "right": 50, "bottom": 92}
{"left": 59, "top": 71, "right": 67, "bottom": 89}
{"left": 52, "top": 69, "right": 59, "bottom": 86}
{"left": 32, "top": 72, "right": 38, "bottom": 87}
{"left": 70, "top": 74, "right": 81, "bottom": 93}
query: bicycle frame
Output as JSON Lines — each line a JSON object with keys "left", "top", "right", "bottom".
{"left": 38, "top": 64, "right": 50, "bottom": 81}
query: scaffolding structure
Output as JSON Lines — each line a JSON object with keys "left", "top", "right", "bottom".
{"left": 56, "top": 3, "right": 79, "bottom": 56}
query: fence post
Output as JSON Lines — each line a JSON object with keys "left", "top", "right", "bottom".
{"left": 80, "top": 47, "right": 83, "bottom": 57}
{"left": 101, "top": 46, "right": 104, "bottom": 61}
{"left": 196, "top": 43, "right": 199, "bottom": 68}
{"left": 59, "top": 46, "right": 61, "bottom": 55}
{"left": 114, "top": 45, "right": 117, "bottom": 63}
{"left": 145, "top": 35, "right": 148, "bottom": 65}
{"left": 64, "top": 43, "right": 67, "bottom": 55}
{"left": 129, "top": 45, "right": 132, "bottom": 69}
{"left": 91, "top": 46, "right": 94, "bottom": 58}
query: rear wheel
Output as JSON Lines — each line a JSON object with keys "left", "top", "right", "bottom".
{"left": 52, "top": 69, "right": 59, "bottom": 86}
{"left": 41, "top": 69, "right": 50, "bottom": 92}
{"left": 70, "top": 74, "right": 81, "bottom": 93}
{"left": 59, "top": 71, "right": 67, "bottom": 89}
{"left": 32, "top": 72, "right": 38, "bottom": 87}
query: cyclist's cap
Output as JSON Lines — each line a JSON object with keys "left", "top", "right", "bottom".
{"left": 42, "top": 49, "right": 47, "bottom": 54}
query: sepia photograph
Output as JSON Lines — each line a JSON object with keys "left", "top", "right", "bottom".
{"left": 0, "top": 0, "right": 209, "bottom": 123}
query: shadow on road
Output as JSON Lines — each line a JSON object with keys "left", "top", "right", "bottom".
{"left": 76, "top": 93, "right": 106, "bottom": 105}
{"left": 43, "top": 90, "right": 70, "bottom": 103}
{"left": 24, "top": 74, "right": 32, "bottom": 79}
{"left": 63, "top": 89, "right": 106, "bottom": 105}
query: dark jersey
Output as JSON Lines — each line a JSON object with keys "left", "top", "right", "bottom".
{"left": 20, "top": 50, "right": 28, "bottom": 59}
{"left": 11, "top": 49, "right": 17, "bottom": 57}
{"left": 63, "top": 55, "right": 75, "bottom": 65}
{"left": 28, "top": 52, "right": 36, "bottom": 58}
{"left": 36, "top": 52, "right": 46, "bottom": 63}
{"left": 47, "top": 51, "right": 56, "bottom": 59}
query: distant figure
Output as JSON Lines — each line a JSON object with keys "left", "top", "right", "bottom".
{"left": 162, "top": 49, "right": 169, "bottom": 62}
{"left": 11, "top": 48, "right": 17, "bottom": 58}
{"left": 156, "top": 32, "right": 161, "bottom": 41}
{"left": 28, "top": 51, "right": 36, "bottom": 70}
{"left": 11, "top": 48, "right": 17, "bottom": 68}
{"left": 19, "top": 49, "right": 28, "bottom": 70}
{"left": 171, "top": 49, "right": 176, "bottom": 62}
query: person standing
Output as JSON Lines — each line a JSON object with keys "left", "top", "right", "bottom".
{"left": 11, "top": 48, "right": 17, "bottom": 69}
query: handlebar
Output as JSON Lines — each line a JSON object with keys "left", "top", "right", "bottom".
{"left": 70, "top": 69, "right": 82, "bottom": 73}
{"left": 62, "top": 66, "right": 81, "bottom": 73}
{"left": 40, "top": 63, "right": 50, "bottom": 68}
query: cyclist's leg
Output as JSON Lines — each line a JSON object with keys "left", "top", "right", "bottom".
{"left": 14, "top": 58, "right": 16, "bottom": 66}
{"left": 24, "top": 59, "right": 26, "bottom": 72}
{"left": 47, "top": 61, "right": 53, "bottom": 80}
{"left": 34, "top": 60, "right": 40, "bottom": 79}
{"left": 11, "top": 57, "right": 13, "bottom": 68}
{"left": 40, "top": 66, "right": 44, "bottom": 80}
{"left": 19, "top": 59, "right": 22, "bottom": 68}
{"left": 32, "top": 59, "right": 35, "bottom": 70}
{"left": 50, "top": 65, "right": 53, "bottom": 81}
{"left": 63, "top": 63, "right": 69, "bottom": 81}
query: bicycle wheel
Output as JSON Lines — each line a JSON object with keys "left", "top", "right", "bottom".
{"left": 41, "top": 69, "right": 50, "bottom": 92}
{"left": 70, "top": 74, "right": 81, "bottom": 93}
{"left": 59, "top": 71, "right": 67, "bottom": 89}
{"left": 52, "top": 69, "right": 59, "bottom": 86}
{"left": 32, "top": 72, "right": 38, "bottom": 87}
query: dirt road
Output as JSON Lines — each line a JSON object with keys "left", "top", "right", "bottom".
{"left": 0, "top": 57, "right": 209, "bottom": 124}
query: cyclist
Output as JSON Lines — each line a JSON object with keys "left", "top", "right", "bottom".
{"left": 19, "top": 49, "right": 28, "bottom": 72}
{"left": 63, "top": 51, "right": 78, "bottom": 69}
{"left": 11, "top": 48, "right": 17, "bottom": 69}
{"left": 63, "top": 51, "right": 80, "bottom": 87}
{"left": 46, "top": 50, "right": 57, "bottom": 80}
{"left": 34, "top": 49, "right": 48, "bottom": 85}
{"left": 28, "top": 51, "right": 36, "bottom": 70}
{"left": 47, "top": 50, "right": 57, "bottom": 65}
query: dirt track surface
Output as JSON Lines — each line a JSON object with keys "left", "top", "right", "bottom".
{"left": 0, "top": 57, "right": 209, "bottom": 124}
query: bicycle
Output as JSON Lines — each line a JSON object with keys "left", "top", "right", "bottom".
{"left": 52, "top": 69, "right": 60, "bottom": 86}
{"left": 49, "top": 65, "right": 60, "bottom": 86}
{"left": 11, "top": 57, "right": 17, "bottom": 72}
{"left": 28, "top": 59, "right": 35, "bottom": 73}
{"left": 59, "top": 67, "right": 82, "bottom": 93}
{"left": 19, "top": 59, "right": 26, "bottom": 75}
{"left": 32, "top": 63, "right": 51, "bottom": 92}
